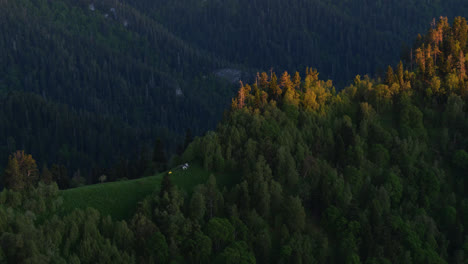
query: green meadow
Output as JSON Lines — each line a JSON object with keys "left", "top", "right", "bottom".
{"left": 60, "top": 163, "right": 238, "bottom": 220}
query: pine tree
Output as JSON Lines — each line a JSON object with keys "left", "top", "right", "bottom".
{"left": 160, "top": 173, "right": 173, "bottom": 197}
{"left": 41, "top": 164, "right": 53, "bottom": 184}
{"left": 385, "top": 66, "right": 395, "bottom": 85}
{"left": 281, "top": 71, "right": 299, "bottom": 106}
{"left": 269, "top": 72, "right": 281, "bottom": 100}
{"left": 458, "top": 51, "right": 466, "bottom": 80}
{"left": 397, "top": 61, "right": 405, "bottom": 87}
{"left": 189, "top": 190, "right": 206, "bottom": 221}
{"left": 284, "top": 86, "right": 299, "bottom": 106}
{"left": 280, "top": 71, "right": 293, "bottom": 91}
{"left": 259, "top": 72, "right": 269, "bottom": 90}
{"left": 238, "top": 85, "right": 246, "bottom": 109}
{"left": 415, "top": 47, "right": 426, "bottom": 75}
{"left": 253, "top": 84, "right": 262, "bottom": 108}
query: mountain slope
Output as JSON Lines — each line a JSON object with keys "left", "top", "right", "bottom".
{"left": 0, "top": 0, "right": 238, "bottom": 176}
{"left": 1, "top": 16, "right": 468, "bottom": 264}
{"left": 3, "top": 0, "right": 468, "bottom": 178}
{"left": 123, "top": 0, "right": 468, "bottom": 87}
{"left": 178, "top": 17, "right": 468, "bottom": 263}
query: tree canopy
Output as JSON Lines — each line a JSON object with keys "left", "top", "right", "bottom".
{"left": 1, "top": 15, "right": 468, "bottom": 264}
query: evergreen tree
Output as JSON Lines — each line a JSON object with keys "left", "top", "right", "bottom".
{"left": 269, "top": 72, "right": 282, "bottom": 100}
{"left": 189, "top": 189, "right": 206, "bottom": 221}
{"left": 385, "top": 66, "right": 395, "bottom": 85}
{"left": 40, "top": 164, "right": 53, "bottom": 184}
{"left": 160, "top": 173, "right": 173, "bottom": 197}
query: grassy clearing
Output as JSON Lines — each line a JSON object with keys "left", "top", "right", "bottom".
{"left": 60, "top": 163, "right": 239, "bottom": 220}
{"left": 60, "top": 175, "right": 163, "bottom": 220}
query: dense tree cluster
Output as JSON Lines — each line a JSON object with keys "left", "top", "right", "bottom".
{"left": 181, "top": 17, "right": 468, "bottom": 263}
{"left": 2, "top": 16, "right": 468, "bottom": 264}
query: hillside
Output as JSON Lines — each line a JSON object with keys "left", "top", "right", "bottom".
{"left": 176, "top": 17, "right": 468, "bottom": 263}
{"left": 0, "top": 0, "right": 238, "bottom": 179}
{"left": 60, "top": 163, "right": 238, "bottom": 220}
{"left": 2, "top": 0, "right": 468, "bottom": 183}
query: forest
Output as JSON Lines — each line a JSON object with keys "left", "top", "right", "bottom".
{"left": 1, "top": 17, "right": 468, "bottom": 263}
{"left": 123, "top": 0, "right": 468, "bottom": 86}
{"left": 1, "top": 0, "right": 468, "bottom": 185}
{"left": 0, "top": 0, "right": 237, "bottom": 184}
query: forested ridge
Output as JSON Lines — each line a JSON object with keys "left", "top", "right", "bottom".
{"left": 1, "top": 17, "right": 468, "bottom": 263}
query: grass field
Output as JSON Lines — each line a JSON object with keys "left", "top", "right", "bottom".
{"left": 60, "top": 163, "right": 238, "bottom": 220}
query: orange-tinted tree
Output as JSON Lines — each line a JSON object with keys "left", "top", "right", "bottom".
{"left": 4, "top": 150, "right": 38, "bottom": 190}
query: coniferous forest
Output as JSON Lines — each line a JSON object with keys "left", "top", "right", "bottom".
{"left": 0, "top": 1, "right": 468, "bottom": 263}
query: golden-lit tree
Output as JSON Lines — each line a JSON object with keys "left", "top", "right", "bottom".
{"left": 280, "top": 71, "right": 293, "bottom": 91}
{"left": 4, "top": 150, "right": 38, "bottom": 190}
{"left": 293, "top": 71, "right": 301, "bottom": 91}
{"left": 237, "top": 85, "right": 246, "bottom": 109}
{"left": 457, "top": 50, "right": 466, "bottom": 80}
{"left": 269, "top": 72, "right": 282, "bottom": 100}
{"left": 258, "top": 72, "right": 269, "bottom": 90}
{"left": 385, "top": 66, "right": 395, "bottom": 85}
{"left": 415, "top": 47, "right": 426, "bottom": 74}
